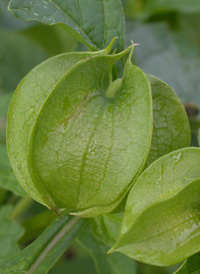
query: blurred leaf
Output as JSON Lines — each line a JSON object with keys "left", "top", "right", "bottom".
{"left": 0, "top": 205, "right": 24, "bottom": 260}
{"left": 0, "top": 144, "right": 27, "bottom": 196}
{"left": 21, "top": 210, "right": 57, "bottom": 244}
{"left": 92, "top": 213, "right": 123, "bottom": 247}
{"left": 0, "top": 188, "right": 7, "bottom": 205}
{"left": 198, "top": 128, "right": 200, "bottom": 147}
{"left": 174, "top": 13, "right": 200, "bottom": 58}
{"left": 0, "top": 93, "right": 12, "bottom": 145}
{"left": 78, "top": 224, "right": 137, "bottom": 274}
{"left": 0, "top": 215, "right": 85, "bottom": 274}
{"left": 49, "top": 257, "right": 96, "bottom": 274}
{"left": 143, "top": 0, "right": 200, "bottom": 13}
{"left": 138, "top": 263, "right": 180, "bottom": 274}
{"left": 21, "top": 24, "right": 77, "bottom": 56}
{"left": 174, "top": 253, "right": 200, "bottom": 274}
{"left": 0, "top": 28, "right": 48, "bottom": 92}
{"left": 126, "top": 22, "right": 200, "bottom": 110}
{"left": 0, "top": 117, "right": 6, "bottom": 144}
{"left": 9, "top": 0, "right": 125, "bottom": 52}
{"left": 189, "top": 118, "right": 200, "bottom": 146}
{"left": 146, "top": 75, "right": 190, "bottom": 167}
{"left": 122, "top": 0, "right": 200, "bottom": 19}
{"left": 0, "top": 0, "right": 34, "bottom": 30}
{"left": 0, "top": 93, "right": 12, "bottom": 117}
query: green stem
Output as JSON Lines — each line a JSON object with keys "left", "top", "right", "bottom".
{"left": 27, "top": 216, "right": 84, "bottom": 274}
{"left": 10, "top": 196, "right": 33, "bottom": 220}
{"left": 104, "top": 78, "right": 122, "bottom": 98}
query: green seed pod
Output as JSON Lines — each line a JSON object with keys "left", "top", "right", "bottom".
{"left": 109, "top": 148, "right": 200, "bottom": 266}
{"left": 7, "top": 42, "right": 153, "bottom": 217}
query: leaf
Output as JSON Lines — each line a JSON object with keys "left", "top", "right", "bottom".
{"left": 21, "top": 24, "right": 77, "bottom": 56}
{"left": 0, "top": 215, "right": 85, "bottom": 274}
{"left": 78, "top": 224, "right": 137, "bottom": 274}
{"left": 174, "top": 253, "right": 200, "bottom": 274}
{"left": 0, "top": 93, "right": 12, "bottom": 117}
{"left": 0, "top": 117, "right": 6, "bottom": 145}
{"left": 126, "top": 22, "right": 200, "bottom": 111}
{"left": 146, "top": 75, "right": 191, "bottom": 167}
{"left": 198, "top": 128, "right": 200, "bottom": 147}
{"left": 0, "top": 144, "right": 26, "bottom": 196}
{"left": 122, "top": 0, "right": 200, "bottom": 19}
{"left": 21, "top": 210, "right": 57, "bottom": 244}
{"left": 109, "top": 147, "right": 200, "bottom": 266}
{"left": 0, "top": 0, "right": 34, "bottom": 30}
{"left": 92, "top": 213, "right": 123, "bottom": 247}
{"left": 144, "top": 0, "right": 200, "bottom": 13}
{"left": 0, "top": 205, "right": 24, "bottom": 260}
{"left": 0, "top": 27, "right": 48, "bottom": 93}
{"left": 8, "top": 0, "right": 125, "bottom": 52}
{"left": 176, "top": 13, "right": 200, "bottom": 57}
{"left": 7, "top": 44, "right": 153, "bottom": 217}
{"left": 49, "top": 257, "right": 96, "bottom": 274}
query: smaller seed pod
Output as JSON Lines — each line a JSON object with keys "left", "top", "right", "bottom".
{"left": 109, "top": 147, "right": 200, "bottom": 266}
{"left": 7, "top": 40, "right": 153, "bottom": 217}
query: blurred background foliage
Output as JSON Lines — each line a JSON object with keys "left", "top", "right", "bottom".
{"left": 0, "top": 0, "right": 199, "bottom": 273}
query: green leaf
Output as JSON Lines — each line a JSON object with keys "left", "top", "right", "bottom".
{"left": 144, "top": 0, "right": 200, "bottom": 13}
{"left": 110, "top": 147, "right": 200, "bottom": 266}
{"left": 0, "top": 144, "right": 26, "bottom": 196}
{"left": 21, "top": 24, "right": 77, "bottom": 56}
{"left": 0, "top": 117, "right": 6, "bottom": 145}
{"left": 0, "top": 28, "right": 48, "bottom": 93}
{"left": 198, "top": 128, "right": 200, "bottom": 147}
{"left": 176, "top": 13, "right": 200, "bottom": 57}
{"left": 0, "top": 205, "right": 24, "bottom": 260}
{"left": 0, "top": 0, "right": 34, "bottom": 30}
{"left": 122, "top": 0, "right": 200, "bottom": 19}
{"left": 174, "top": 253, "right": 200, "bottom": 274}
{"left": 146, "top": 75, "right": 191, "bottom": 167}
{"left": 49, "top": 257, "right": 96, "bottom": 274}
{"left": 8, "top": 0, "right": 125, "bottom": 52}
{"left": 7, "top": 45, "right": 153, "bottom": 217}
{"left": 92, "top": 213, "right": 123, "bottom": 247}
{"left": 78, "top": 224, "right": 137, "bottom": 274}
{"left": 0, "top": 215, "right": 85, "bottom": 274}
{"left": 21, "top": 210, "right": 57, "bottom": 244}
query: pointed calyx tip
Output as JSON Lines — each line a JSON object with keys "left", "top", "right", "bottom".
{"left": 107, "top": 247, "right": 115, "bottom": 255}
{"left": 104, "top": 37, "right": 118, "bottom": 54}
{"left": 54, "top": 208, "right": 63, "bottom": 217}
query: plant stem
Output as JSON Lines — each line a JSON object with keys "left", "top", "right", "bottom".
{"left": 27, "top": 216, "right": 84, "bottom": 274}
{"left": 104, "top": 78, "right": 122, "bottom": 98}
